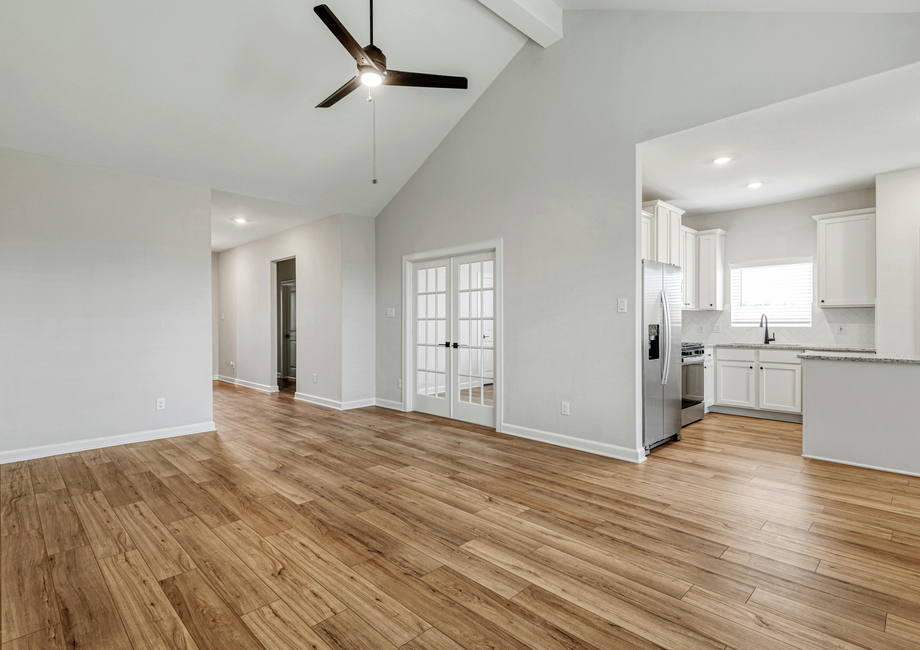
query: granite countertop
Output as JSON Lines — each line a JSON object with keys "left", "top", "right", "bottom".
{"left": 705, "top": 343, "right": 876, "bottom": 353}
{"left": 798, "top": 352, "right": 920, "bottom": 364}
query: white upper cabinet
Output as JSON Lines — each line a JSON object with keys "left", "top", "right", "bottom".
{"left": 814, "top": 208, "right": 876, "bottom": 308}
{"left": 643, "top": 200, "right": 685, "bottom": 267}
{"left": 640, "top": 210, "right": 654, "bottom": 261}
{"left": 697, "top": 229, "right": 726, "bottom": 311}
{"left": 680, "top": 226, "right": 698, "bottom": 309}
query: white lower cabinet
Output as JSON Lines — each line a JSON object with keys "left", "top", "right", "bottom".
{"left": 758, "top": 362, "right": 802, "bottom": 413}
{"left": 704, "top": 348, "right": 714, "bottom": 409}
{"left": 715, "top": 360, "right": 756, "bottom": 408}
{"left": 714, "top": 348, "right": 802, "bottom": 415}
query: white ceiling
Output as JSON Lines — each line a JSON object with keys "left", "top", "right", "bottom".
{"left": 211, "top": 189, "right": 336, "bottom": 252}
{"left": 0, "top": 0, "right": 526, "bottom": 250}
{"left": 557, "top": 0, "right": 920, "bottom": 11}
{"left": 641, "top": 61, "right": 920, "bottom": 216}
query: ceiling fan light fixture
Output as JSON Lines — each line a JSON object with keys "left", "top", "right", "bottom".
{"left": 360, "top": 69, "right": 382, "bottom": 87}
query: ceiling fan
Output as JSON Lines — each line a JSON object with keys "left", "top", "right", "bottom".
{"left": 313, "top": 1, "right": 469, "bottom": 108}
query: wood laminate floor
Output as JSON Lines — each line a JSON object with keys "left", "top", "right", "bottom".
{"left": 3, "top": 382, "right": 920, "bottom": 649}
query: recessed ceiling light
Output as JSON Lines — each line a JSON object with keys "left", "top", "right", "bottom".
{"left": 713, "top": 156, "right": 733, "bottom": 165}
{"left": 234, "top": 217, "right": 247, "bottom": 223}
{"left": 747, "top": 182, "right": 763, "bottom": 189}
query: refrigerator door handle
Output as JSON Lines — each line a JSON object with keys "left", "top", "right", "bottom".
{"left": 660, "top": 290, "right": 672, "bottom": 385}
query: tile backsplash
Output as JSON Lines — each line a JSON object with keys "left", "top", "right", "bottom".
{"left": 682, "top": 307, "right": 875, "bottom": 348}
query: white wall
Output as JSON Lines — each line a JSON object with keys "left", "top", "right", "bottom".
{"left": 212, "top": 252, "right": 219, "bottom": 378}
{"left": 374, "top": 11, "right": 920, "bottom": 461}
{"left": 217, "top": 210, "right": 375, "bottom": 408}
{"left": 0, "top": 147, "right": 214, "bottom": 461}
{"left": 875, "top": 165, "right": 920, "bottom": 357}
{"left": 682, "top": 189, "right": 876, "bottom": 348}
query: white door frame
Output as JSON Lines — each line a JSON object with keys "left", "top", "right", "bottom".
{"left": 402, "top": 239, "right": 503, "bottom": 432}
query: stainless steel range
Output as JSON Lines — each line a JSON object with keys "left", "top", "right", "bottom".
{"left": 681, "top": 342, "right": 705, "bottom": 426}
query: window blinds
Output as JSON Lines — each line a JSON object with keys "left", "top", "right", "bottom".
{"left": 730, "top": 260, "right": 813, "bottom": 327}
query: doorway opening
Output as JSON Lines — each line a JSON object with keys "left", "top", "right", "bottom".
{"left": 276, "top": 258, "right": 296, "bottom": 393}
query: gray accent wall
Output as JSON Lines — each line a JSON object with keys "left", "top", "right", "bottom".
{"left": 374, "top": 11, "right": 920, "bottom": 459}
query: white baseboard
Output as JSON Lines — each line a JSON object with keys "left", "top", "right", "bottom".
{"left": 212, "top": 374, "right": 218, "bottom": 381}
{"left": 708, "top": 406, "right": 802, "bottom": 423}
{"left": 293, "top": 392, "right": 375, "bottom": 411}
{"left": 802, "top": 454, "right": 920, "bottom": 479}
{"left": 343, "top": 397, "right": 376, "bottom": 410}
{"left": 0, "top": 421, "right": 217, "bottom": 464}
{"left": 216, "top": 375, "right": 279, "bottom": 393}
{"left": 500, "top": 422, "right": 646, "bottom": 464}
{"left": 375, "top": 398, "right": 406, "bottom": 411}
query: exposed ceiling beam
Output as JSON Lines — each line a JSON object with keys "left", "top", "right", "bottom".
{"left": 476, "top": 0, "right": 563, "bottom": 47}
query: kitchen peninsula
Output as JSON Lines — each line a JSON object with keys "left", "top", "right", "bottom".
{"left": 800, "top": 353, "right": 920, "bottom": 476}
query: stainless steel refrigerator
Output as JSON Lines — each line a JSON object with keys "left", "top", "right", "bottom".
{"left": 643, "top": 260, "right": 682, "bottom": 451}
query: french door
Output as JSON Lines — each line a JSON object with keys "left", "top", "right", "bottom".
{"left": 413, "top": 251, "right": 496, "bottom": 427}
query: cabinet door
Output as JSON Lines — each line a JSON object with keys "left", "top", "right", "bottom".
{"left": 641, "top": 214, "right": 653, "bottom": 261}
{"left": 682, "top": 230, "right": 697, "bottom": 309}
{"left": 698, "top": 234, "right": 714, "bottom": 309}
{"left": 715, "top": 361, "right": 755, "bottom": 408}
{"left": 680, "top": 229, "right": 688, "bottom": 306}
{"left": 655, "top": 206, "right": 669, "bottom": 263}
{"left": 758, "top": 363, "right": 802, "bottom": 413}
{"left": 669, "top": 210, "right": 682, "bottom": 267}
{"left": 817, "top": 214, "right": 875, "bottom": 307}
{"left": 704, "top": 361, "right": 714, "bottom": 408}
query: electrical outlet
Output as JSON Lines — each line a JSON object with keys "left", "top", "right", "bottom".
{"left": 836, "top": 324, "right": 846, "bottom": 334}
{"left": 156, "top": 398, "right": 166, "bottom": 411}
{"left": 697, "top": 325, "right": 705, "bottom": 333}
{"left": 397, "top": 378, "right": 402, "bottom": 389}
{"left": 386, "top": 307, "right": 396, "bottom": 318}
{"left": 711, "top": 324, "right": 721, "bottom": 333}
{"left": 617, "top": 298, "right": 627, "bottom": 313}
{"left": 561, "top": 401, "right": 570, "bottom": 416}
{"left": 313, "top": 374, "right": 317, "bottom": 383}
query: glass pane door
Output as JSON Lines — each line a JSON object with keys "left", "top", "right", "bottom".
{"left": 413, "top": 259, "right": 450, "bottom": 418}
{"left": 452, "top": 252, "right": 495, "bottom": 427}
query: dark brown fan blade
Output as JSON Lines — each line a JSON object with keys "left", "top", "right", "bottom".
{"left": 383, "top": 70, "right": 468, "bottom": 89}
{"left": 314, "top": 5, "right": 380, "bottom": 70}
{"left": 316, "top": 76, "right": 361, "bottom": 108}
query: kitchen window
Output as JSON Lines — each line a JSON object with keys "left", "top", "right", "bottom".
{"left": 730, "top": 259, "right": 813, "bottom": 327}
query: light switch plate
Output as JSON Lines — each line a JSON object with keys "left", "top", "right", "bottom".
{"left": 697, "top": 325, "right": 705, "bottom": 333}
{"left": 617, "top": 298, "right": 627, "bottom": 313}
{"left": 386, "top": 308, "right": 396, "bottom": 318}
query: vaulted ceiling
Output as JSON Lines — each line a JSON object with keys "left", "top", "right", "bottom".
{"left": 4, "top": 0, "right": 920, "bottom": 250}
{"left": 0, "top": 0, "right": 525, "bottom": 233}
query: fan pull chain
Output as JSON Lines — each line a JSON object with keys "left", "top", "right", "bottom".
{"left": 370, "top": 86, "right": 378, "bottom": 185}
